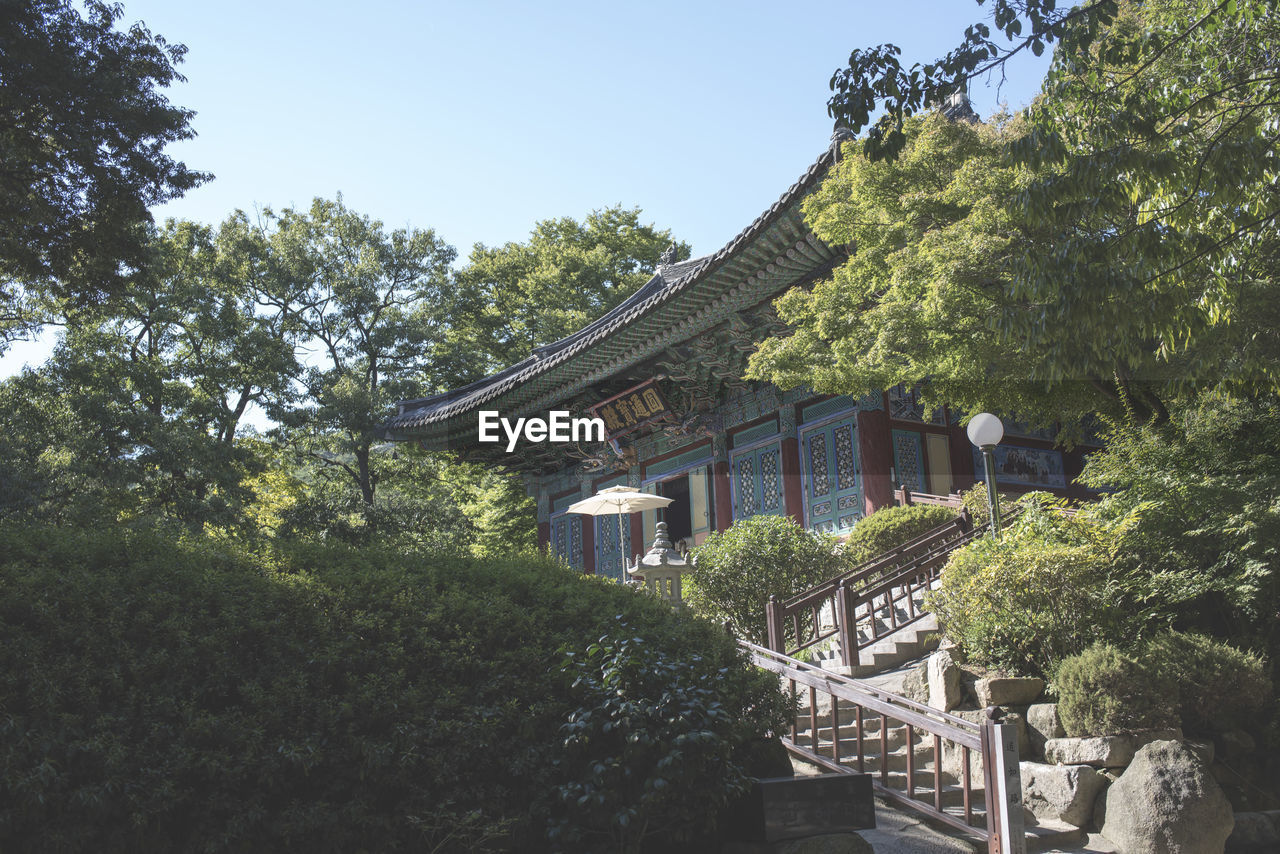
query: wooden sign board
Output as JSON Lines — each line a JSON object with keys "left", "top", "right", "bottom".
{"left": 589, "top": 379, "right": 670, "bottom": 439}
{"left": 722, "top": 773, "right": 875, "bottom": 843}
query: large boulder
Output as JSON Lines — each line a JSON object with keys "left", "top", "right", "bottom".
{"left": 1026, "top": 703, "right": 1066, "bottom": 758}
{"left": 902, "top": 661, "right": 930, "bottom": 705}
{"left": 1102, "top": 740, "right": 1234, "bottom": 853}
{"left": 927, "top": 649, "right": 962, "bottom": 711}
{"left": 1045, "top": 728, "right": 1183, "bottom": 769}
{"left": 1226, "top": 811, "right": 1280, "bottom": 853}
{"left": 1020, "top": 761, "right": 1107, "bottom": 827}
{"left": 975, "top": 676, "right": 1044, "bottom": 707}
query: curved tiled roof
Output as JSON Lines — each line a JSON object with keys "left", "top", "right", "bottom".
{"left": 384, "top": 144, "right": 840, "bottom": 446}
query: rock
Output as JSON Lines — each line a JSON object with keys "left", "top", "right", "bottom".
{"left": 928, "top": 649, "right": 962, "bottom": 711}
{"left": 1091, "top": 785, "right": 1108, "bottom": 832}
{"left": 1027, "top": 703, "right": 1066, "bottom": 758}
{"left": 775, "top": 834, "right": 873, "bottom": 854}
{"left": 1044, "top": 728, "right": 1182, "bottom": 769}
{"left": 1226, "top": 811, "right": 1280, "bottom": 853}
{"left": 902, "top": 661, "right": 930, "bottom": 705}
{"left": 1020, "top": 761, "right": 1107, "bottom": 827}
{"left": 1102, "top": 740, "right": 1234, "bottom": 854}
{"left": 1045, "top": 736, "right": 1136, "bottom": 769}
{"left": 1219, "top": 729, "right": 1257, "bottom": 761}
{"left": 1132, "top": 728, "right": 1184, "bottom": 752}
{"left": 975, "top": 676, "right": 1044, "bottom": 707}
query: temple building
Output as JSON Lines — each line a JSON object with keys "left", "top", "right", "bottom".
{"left": 382, "top": 135, "right": 1096, "bottom": 579}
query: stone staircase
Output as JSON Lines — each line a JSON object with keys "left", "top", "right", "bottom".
{"left": 809, "top": 584, "right": 943, "bottom": 678}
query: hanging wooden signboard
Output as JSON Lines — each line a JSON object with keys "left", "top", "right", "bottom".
{"left": 589, "top": 379, "right": 670, "bottom": 439}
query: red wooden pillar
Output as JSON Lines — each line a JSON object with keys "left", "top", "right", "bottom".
{"left": 858, "top": 406, "right": 894, "bottom": 515}
{"left": 948, "top": 421, "right": 978, "bottom": 493}
{"left": 630, "top": 512, "right": 645, "bottom": 558}
{"left": 782, "top": 435, "right": 805, "bottom": 528}
{"left": 537, "top": 521, "right": 550, "bottom": 552}
{"left": 713, "top": 459, "right": 733, "bottom": 531}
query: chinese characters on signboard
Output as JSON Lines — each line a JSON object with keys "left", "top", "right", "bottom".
{"left": 590, "top": 381, "right": 670, "bottom": 439}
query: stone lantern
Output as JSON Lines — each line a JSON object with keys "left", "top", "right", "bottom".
{"left": 628, "top": 521, "right": 689, "bottom": 604}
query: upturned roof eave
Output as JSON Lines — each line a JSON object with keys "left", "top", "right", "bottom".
{"left": 384, "top": 145, "right": 839, "bottom": 444}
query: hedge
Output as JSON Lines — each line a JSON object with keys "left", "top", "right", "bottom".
{"left": 0, "top": 524, "right": 788, "bottom": 852}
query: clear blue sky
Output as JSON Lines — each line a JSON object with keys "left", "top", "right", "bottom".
{"left": 3, "top": 0, "right": 1052, "bottom": 375}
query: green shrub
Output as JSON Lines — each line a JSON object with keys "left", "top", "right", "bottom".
{"left": 840, "top": 502, "right": 956, "bottom": 565}
{"left": 1140, "top": 632, "right": 1272, "bottom": 736}
{"left": 549, "top": 630, "right": 788, "bottom": 853}
{"left": 927, "top": 498, "right": 1125, "bottom": 677}
{"left": 1054, "top": 642, "right": 1180, "bottom": 736}
{"left": 959, "top": 482, "right": 1019, "bottom": 528}
{"left": 687, "top": 515, "right": 841, "bottom": 646}
{"left": 0, "top": 523, "right": 788, "bottom": 853}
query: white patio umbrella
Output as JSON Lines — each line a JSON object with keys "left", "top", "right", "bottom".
{"left": 568, "top": 485, "right": 674, "bottom": 578}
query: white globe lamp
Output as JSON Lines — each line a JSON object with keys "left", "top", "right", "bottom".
{"left": 966, "top": 413, "right": 1005, "bottom": 538}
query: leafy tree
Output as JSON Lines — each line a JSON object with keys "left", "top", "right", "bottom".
{"left": 254, "top": 197, "right": 458, "bottom": 521}
{"left": 1082, "top": 394, "right": 1280, "bottom": 658}
{"left": 747, "top": 113, "right": 1112, "bottom": 430}
{"left": 819, "top": 0, "right": 1280, "bottom": 415}
{"left": 0, "top": 219, "right": 294, "bottom": 528}
{"left": 0, "top": 0, "right": 208, "bottom": 342}
{"left": 449, "top": 206, "right": 690, "bottom": 382}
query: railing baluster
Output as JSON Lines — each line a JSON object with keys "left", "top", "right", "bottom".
{"left": 933, "top": 734, "right": 943, "bottom": 812}
{"left": 906, "top": 723, "right": 916, "bottom": 799}
{"left": 963, "top": 745, "right": 973, "bottom": 825}
{"left": 789, "top": 678, "right": 797, "bottom": 742}
{"left": 880, "top": 713, "right": 889, "bottom": 786}
{"left": 809, "top": 685, "right": 819, "bottom": 754}
{"left": 831, "top": 693, "right": 841, "bottom": 764}
{"left": 856, "top": 705, "right": 865, "bottom": 773}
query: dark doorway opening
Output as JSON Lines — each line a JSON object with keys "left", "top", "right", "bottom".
{"left": 660, "top": 475, "right": 692, "bottom": 546}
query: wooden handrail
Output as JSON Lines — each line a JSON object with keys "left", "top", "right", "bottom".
{"left": 743, "top": 639, "right": 1026, "bottom": 852}
{"left": 742, "top": 641, "right": 981, "bottom": 746}
{"left": 783, "top": 512, "right": 973, "bottom": 611}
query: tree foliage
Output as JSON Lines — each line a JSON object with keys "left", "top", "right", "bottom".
{"left": 449, "top": 206, "right": 690, "bottom": 381}
{"left": 1081, "top": 394, "right": 1280, "bottom": 657}
{"left": 245, "top": 196, "right": 457, "bottom": 515}
{"left": 0, "top": 0, "right": 208, "bottom": 339}
{"left": 0, "top": 219, "right": 292, "bottom": 528}
{"left": 815, "top": 0, "right": 1280, "bottom": 422}
{"left": 748, "top": 114, "right": 1109, "bottom": 430}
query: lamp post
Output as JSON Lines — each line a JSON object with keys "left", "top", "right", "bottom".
{"left": 966, "top": 413, "right": 1004, "bottom": 539}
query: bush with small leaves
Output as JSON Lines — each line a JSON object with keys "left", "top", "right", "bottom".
{"left": 928, "top": 497, "right": 1126, "bottom": 677}
{"left": 687, "top": 515, "right": 841, "bottom": 646}
{"left": 548, "top": 629, "right": 790, "bottom": 853}
{"left": 1054, "top": 642, "right": 1180, "bottom": 737}
{"left": 840, "top": 502, "right": 956, "bottom": 566}
{"left": 0, "top": 523, "right": 788, "bottom": 853}
{"left": 1140, "top": 632, "right": 1271, "bottom": 736}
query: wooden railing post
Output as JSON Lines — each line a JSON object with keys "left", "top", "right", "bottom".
{"left": 836, "top": 580, "right": 859, "bottom": 667}
{"left": 980, "top": 708, "right": 1026, "bottom": 854}
{"left": 766, "top": 594, "right": 784, "bottom": 653}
